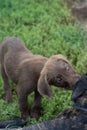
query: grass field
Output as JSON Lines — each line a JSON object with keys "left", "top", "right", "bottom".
{"left": 0, "top": 0, "right": 87, "bottom": 126}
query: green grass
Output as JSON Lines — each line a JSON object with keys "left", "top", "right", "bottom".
{"left": 0, "top": 0, "right": 87, "bottom": 126}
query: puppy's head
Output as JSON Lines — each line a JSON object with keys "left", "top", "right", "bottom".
{"left": 38, "top": 54, "right": 80, "bottom": 98}
{"left": 72, "top": 74, "right": 87, "bottom": 107}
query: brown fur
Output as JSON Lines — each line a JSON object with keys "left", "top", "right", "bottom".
{"left": 0, "top": 37, "right": 80, "bottom": 119}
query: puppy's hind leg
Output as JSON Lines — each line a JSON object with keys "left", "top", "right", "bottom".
{"left": 16, "top": 85, "right": 30, "bottom": 120}
{"left": 1, "top": 66, "right": 13, "bottom": 103}
{"left": 30, "top": 90, "right": 42, "bottom": 120}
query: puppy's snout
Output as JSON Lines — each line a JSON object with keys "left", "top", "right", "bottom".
{"left": 72, "top": 74, "right": 80, "bottom": 86}
{"left": 75, "top": 74, "right": 81, "bottom": 82}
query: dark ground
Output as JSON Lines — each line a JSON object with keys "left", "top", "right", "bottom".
{"left": 1, "top": 109, "right": 87, "bottom": 130}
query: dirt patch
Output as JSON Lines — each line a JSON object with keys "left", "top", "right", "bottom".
{"left": 67, "top": 0, "right": 87, "bottom": 24}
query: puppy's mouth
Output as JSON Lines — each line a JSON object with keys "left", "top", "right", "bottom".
{"left": 56, "top": 76, "right": 72, "bottom": 89}
{"left": 49, "top": 73, "right": 73, "bottom": 89}
{"left": 50, "top": 76, "right": 74, "bottom": 90}
{"left": 60, "top": 82, "right": 71, "bottom": 90}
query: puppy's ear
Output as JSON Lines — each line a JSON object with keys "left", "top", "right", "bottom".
{"left": 38, "top": 74, "right": 52, "bottom": 99}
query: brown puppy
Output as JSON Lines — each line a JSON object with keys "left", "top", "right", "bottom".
{"left": 0, "top": 37, "right": 80, "bottom": 119}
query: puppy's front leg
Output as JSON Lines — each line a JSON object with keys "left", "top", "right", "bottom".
{"left": 1, "top": 66, "right": 13, "bottom": 103}
{"left": 16, "top": 85, "right": 29, "bottom": 119}
{"left": 30, "top": 90, "right": 42, "bottom": 120}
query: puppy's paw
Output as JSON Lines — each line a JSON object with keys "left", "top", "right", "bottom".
{"left": 21, "top": 112, "right": 30, "bottom": 120}
{"left": 30, "top": 112, "right": 39, "bottom": 120}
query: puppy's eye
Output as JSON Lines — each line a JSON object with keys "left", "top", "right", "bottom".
{"left": 66, "top": 66, "right": 70, "bottom": 71}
